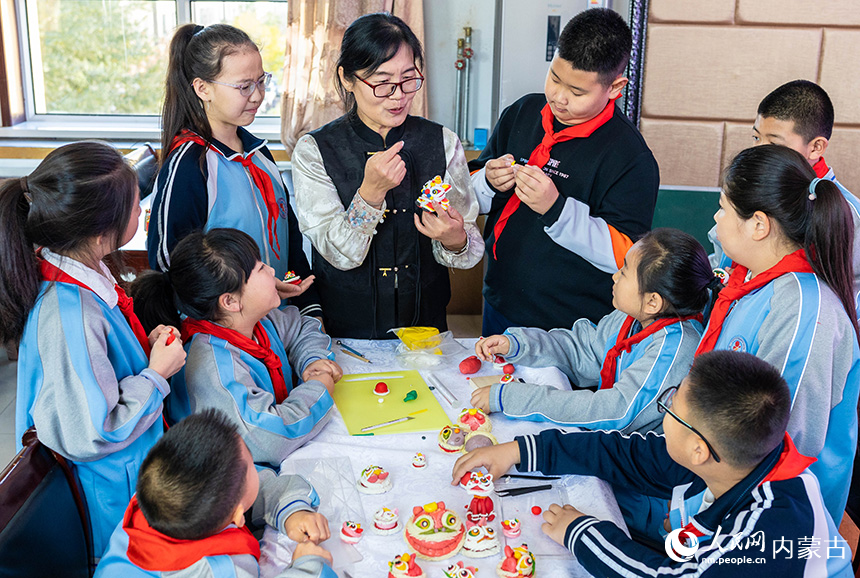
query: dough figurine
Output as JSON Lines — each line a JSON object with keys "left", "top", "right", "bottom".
{"left": 463, "top": 525, "right": 501, "bottom": 558}
{"left": 339, "top": 521, "right": 364, "bottom": 544}
{"left": 462, "top": 471, "right": 496, "bottom": 525}
{"left": 282, "top": 270, "right": 301, "bottom": 284}
{"left": 356, "top": 465, "right": 392, "bottom": 494}
{"left": 373, "top": 507, "right": 401, "bottom": 535}
{"left": 403, "top": 501, "right": 467, "bottom": 561}
{"left": 492, "top": 355, "right": 507, "bottom": 370}
{"left": 438, "top": 425, "right": 466, "bottom": 453}
{"left": 416, "top": 175, "right": 452, "bottom": 213}
{"left": 501, "top": 519, "right": 521, "bottom": 539}
{"left": 464, "top": 431, "right": 498, "bottom": 453}
{"left": 458, "top": 408, "right": 492, "bottom": 433}
{"left": 412, "top": 452, "right": 427, "bottom": 469}
{"left": 444, "top": 560, "right": 479, "bottom": 578}
{"left": 496, "top": 545, "right": 536, "bottom": 578}
{"left": 388, "top": 553, "right": 426, "bottom": 578}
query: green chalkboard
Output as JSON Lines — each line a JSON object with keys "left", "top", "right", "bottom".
{"left": 651, "top": 186, "right": 721, "bottom": 249}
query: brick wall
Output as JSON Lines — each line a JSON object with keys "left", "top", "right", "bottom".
{"left": 640, "top": 0, "right": 860, "bottom": 194}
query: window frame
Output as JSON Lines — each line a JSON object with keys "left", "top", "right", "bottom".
{"left": 0, "top": 0, "right": 284, "bottom": 142}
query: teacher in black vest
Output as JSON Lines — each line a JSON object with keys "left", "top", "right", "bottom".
{"left": 292, "top": 12, "right": 483, "bottom": 339}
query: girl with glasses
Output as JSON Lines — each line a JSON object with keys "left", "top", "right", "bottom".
{"left": 292, "top": 13, "right": 484, "bottom": 338}
{"left": 148, "top": 24, "right": 321, "bottom": 321}
{"left": 693, "top": 144, "right": 860, "bottom": 524}
{"left": 472, "top": 228, "right": 719, "bottom": 435}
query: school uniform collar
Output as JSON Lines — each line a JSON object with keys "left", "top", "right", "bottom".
{"left": 41, "top": 248, "right": 118, "bottom": 307}
{"left": 684, "top": 434, "right": 815, "bottom": 538}
{"left": 207, "top": 126, "right": 267, "bottom": 160}
{"left": 348, "top": 111, "right": 407, "bottom": 149}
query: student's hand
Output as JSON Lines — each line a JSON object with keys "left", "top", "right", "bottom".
{"left": 475, "top": 335, "right": 510, "bottom": 361}
{"left": 285, "top": 510, "right": 331, "bottom": 544}
{"left": 302, "top": 363, "right": 336, "bottom": 394}
{"left": 542, "top": 503, "right": 586, "bottom": 546}
{"left": 276, "top": 275, "right": 315, "bottom": 300}
{"left": 471, "top": 386, "right": 492, "bottom": 413}
{"left": 451, "top": 440, "right": 521, "bottom": 484}
{"left": 514, "top": 164, "right": 560, "bottom": 215}
{"left": 147, "top": 324, "right": 178, "bottom": 348}
{"left": 360, "top": 141, "right": 406, "bottom": 206}
{"left": 414, "top": 203, "right": 468, "bottom": 251}
{"left": 485, "top": 154, "right": 517, "bottom": 192}
{"left": 292, "top": 541, "right": 333, "bottom": 565}
{"left": 148, "top": 330, "right": 186, "bottom": 379}
{"left": 302, "top": 359, "right": 343, "bottom": 384}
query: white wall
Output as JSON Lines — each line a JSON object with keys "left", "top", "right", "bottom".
{"left": 423, "top": 0, "right": 496, "bottom": 144}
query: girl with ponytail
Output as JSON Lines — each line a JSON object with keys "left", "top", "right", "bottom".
{"left": 148, "top": 24, "right": 321, "bottom": 319}
{"left": 694, "top": 143, "right": 860, "bottom": 525}
{"left": 0, "top": 142, "right": 186, "bottom": 558}
{"left": 471, "top": 228, "right": 714, "bottom": 435}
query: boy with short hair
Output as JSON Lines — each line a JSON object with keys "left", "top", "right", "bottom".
{"left": 711, "top": 79, "right": 860, "bottom": 305}
{"left": 470, "top": 8, "right": 659, "bottom": 335}
{"left": 95, "top": 409, "right": 335, "bottom": 578}
{"left": 452, "top": 350, "right": 852, "bottom": 577}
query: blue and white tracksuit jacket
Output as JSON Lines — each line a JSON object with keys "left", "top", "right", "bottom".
{"left": 700, "top": 273, "right": 860, "bottom": 524}
{"left": 95, "top": 468, "right": 336, "bottom": 578}
{"left": 488, "top": 310, "right": 703, "bottom": 433}
{"left": 15, "top": 251, "right": 167, "bottom": 557}
{"left": 516, "top": 428, "right": 852, "bottom": 577}
{"left": 168, "top": 307, "right": 335, "bottom": 468}
{"left": 709, "top": 168, "right": 860, "bottom": 317}
{"left": 147, "top": 127, "right": 320, "bottom": 316}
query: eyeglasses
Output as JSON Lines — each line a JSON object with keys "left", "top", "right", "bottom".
{"left": 209, "top": 72, "right": 272, "bottom": 97}
{"left": 657, "top": 386, "right": 721, "bottom": 463}
{"left": 356, "top": 74, "right": 425, "bottom": 98}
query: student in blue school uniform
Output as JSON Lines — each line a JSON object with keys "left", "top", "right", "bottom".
{"left": 469, "top": 8, "right": 659, "bottom": 335}
{"left": 131, "top": 228, "right": 340, "bottom": 468}
{"left": 0, "top": 142, "right": 187, "bottom": 557}
{"left": 95, "top": 409, "right": 336, "bottom": 578}
{"left": 147, "top": 23, "right": 322, "bottom": 319}
{"left": 696, "top": 144, "right": 860, "bottom": 525}
{"left": 471, "top": 228, "right": 719, "bottom": 434}
{"left": 452, "top": 350, "right": 853, "bottom": 578}
{"left": 710, "top": 80, "right": 860, "bottom": 313}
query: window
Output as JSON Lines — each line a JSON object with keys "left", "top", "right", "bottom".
{"left": 16, "top": 0, "right": 287, "bottom": 119}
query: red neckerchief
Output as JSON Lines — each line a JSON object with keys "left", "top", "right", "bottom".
{"left": 171, "top": 130, "right": 281, "bottom": 259}
{"left": 812, "top": 157, "right": 830, "bottom": 179}
{"left": 491, "top": 97, "right": 618, "bottom": 260}
{"left": 123, "top": 496, "right": 259, "bottom": 571}
{"left": 677, "top": 434, "right": 815, "bottom": 543}
{"left": 695, "top": 249, "right": 814, "bottom": 355}
{"left": 599, "top": 314, "right": 701, "bottom": 390}
{"left": 39, "top": 259, "right": 151, "bottom": 356}
{"left": 181, "top": 318, "right": 289, "bottom": 403}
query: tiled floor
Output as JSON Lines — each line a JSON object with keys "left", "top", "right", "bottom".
{"left": 0, "top": 315, "right": 483, "bottom": 470}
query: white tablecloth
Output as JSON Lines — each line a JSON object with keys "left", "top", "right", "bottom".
{"left": 260, "top": 338, "right": 627, "bottom": 578}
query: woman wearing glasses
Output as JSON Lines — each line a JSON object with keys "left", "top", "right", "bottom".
{"left": 147, "top": 24, "right": 321, "bottom": 320}
{"left": 292, "top": 13, "right": 483, "bottom": 338}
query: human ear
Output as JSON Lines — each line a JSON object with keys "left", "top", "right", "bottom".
{"left": 807, "top": 136, "right": 828, "bottom": 161}
{"left": 219, "top": 292, "right": 242, "bottom": 313}
{"left": 338, "top": 67, "right": 354, "bottom": 93}
{"left": 192, "top": 78, "right": 210, "bottom": 101}
{"left": 689, "top": 438, "right": 711, "bottom": 467}
{"left": 642, "top": 292, "right": 664, "bottom": 317}
{"left": 229, "top": 502, "right": 246, "bottom": 528}
{"left": 608, "top": 76, "right": 628, "bottom": 100}
{"left": 750, "top": 211, "right": 771, "bottom": 242}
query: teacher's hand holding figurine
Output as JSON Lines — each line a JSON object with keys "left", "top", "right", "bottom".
{"left": 414, "top": 201, "right": 468, "bottom": 252}
{"left": 360, "top": 141, "right": 407, "bottom": 207}
{"left": 484, "top": 153, "right": 517, "bottom": 192}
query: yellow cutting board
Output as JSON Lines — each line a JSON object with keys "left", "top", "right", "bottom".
{"left": 333, "top": 370, "right": 451, "bottom": 436}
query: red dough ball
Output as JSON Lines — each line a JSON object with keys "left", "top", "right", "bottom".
{"left": 531, "top": 506, "right": 542, "bottom": 516}
{"left": 503, "top": 363, "right": 515, "bottom": 375}
{"left": 374, "top": 382, "right": 389, "bottom": 395}
{"left": 459, "top": 355, "right": 482, "bottom": 375}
